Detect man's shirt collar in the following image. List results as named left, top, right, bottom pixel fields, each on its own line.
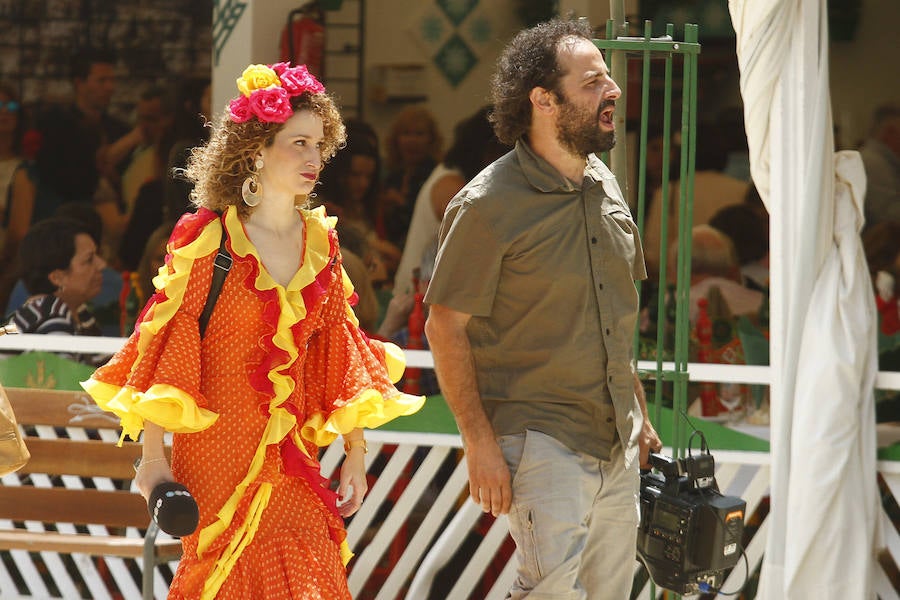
left=515, top=139, right=614, bottom=193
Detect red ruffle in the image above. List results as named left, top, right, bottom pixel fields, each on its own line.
left=134, top=209, right=221, bottom=337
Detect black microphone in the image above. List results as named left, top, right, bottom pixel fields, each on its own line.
left=148, top=482, right=200, bottom=537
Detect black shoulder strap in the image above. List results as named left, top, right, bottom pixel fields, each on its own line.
left=199, top=221, right=232, bottom=339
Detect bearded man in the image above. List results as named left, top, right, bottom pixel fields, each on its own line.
left=424, top=18, right=662, bottom=600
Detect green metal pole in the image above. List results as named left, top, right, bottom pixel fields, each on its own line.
left=653, top=23, right=675, bottom=421
left=608, top=1, right=627, bottom=183
left=670, top=24, right=700, bottom=459
left=632, top=20, right=655, bottom=426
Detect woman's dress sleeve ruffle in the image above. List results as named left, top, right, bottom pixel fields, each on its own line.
left=81, top=210, right=222, bottom=442
left=299, top=222, right=424, bottom=447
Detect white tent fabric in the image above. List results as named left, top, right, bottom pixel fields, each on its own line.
left=728, top=1, right=880, bottom=598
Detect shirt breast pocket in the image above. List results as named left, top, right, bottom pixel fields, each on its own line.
left=599, top=206, right=646, bottom=282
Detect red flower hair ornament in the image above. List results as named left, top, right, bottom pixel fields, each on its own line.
left=228, top=62, right=326, bottom=124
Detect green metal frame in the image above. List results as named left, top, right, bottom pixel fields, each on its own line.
left=596, top=19, right=700, bottom=600
left=596, top=20, right=700, bottom=458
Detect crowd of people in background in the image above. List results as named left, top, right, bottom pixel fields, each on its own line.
left=0, top=48, right=498, bottom=367
left=0, top=48, right=212, bottom=350
left=0, top=45, right=897, bottom=395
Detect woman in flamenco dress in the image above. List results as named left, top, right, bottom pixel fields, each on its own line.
left=82, top=62, right=424, bottom=599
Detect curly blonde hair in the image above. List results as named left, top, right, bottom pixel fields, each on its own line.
left=185, top=93, right=346, bottom=219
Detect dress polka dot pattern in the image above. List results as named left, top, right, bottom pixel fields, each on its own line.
left=83, top=206, right=425, bottom=599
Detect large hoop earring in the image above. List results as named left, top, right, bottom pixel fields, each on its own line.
left=242, top=156, right=264, bottom=207
left=242, top=175, right=261, bottom=207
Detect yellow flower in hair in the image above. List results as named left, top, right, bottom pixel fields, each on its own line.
left=236, top=64, right=281, bottom=98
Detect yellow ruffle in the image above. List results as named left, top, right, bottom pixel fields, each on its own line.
left=225, top=205, right=332, bottom=419
left=341, top=264, right=359, bottom=327
left=226, top=205, right=332, bottom=297
left=196, top=407, right=298, bottom=556
left=300, top=387, right=425, bottom=447
left=82, top=379, right=218, bottom=444
left=340, top=540, right=353, bottom=565
left=381, top=342, right=406, bottom=384
left=201, top=482, right=272, bottom=600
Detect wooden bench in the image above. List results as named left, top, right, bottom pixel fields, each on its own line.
left=0, top=387, right=181, bottom=600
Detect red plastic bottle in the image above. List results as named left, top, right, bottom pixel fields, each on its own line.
left=403, top=292, right=425, bottom=395
left=695, top=298, right=721, bottom=417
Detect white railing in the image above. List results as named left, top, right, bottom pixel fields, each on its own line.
left=1, top=334, right=899, bottom=599
left=4, top=335, right=899, bottom=391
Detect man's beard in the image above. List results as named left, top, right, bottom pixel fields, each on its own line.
left=556, top=96, right=616, bottom=157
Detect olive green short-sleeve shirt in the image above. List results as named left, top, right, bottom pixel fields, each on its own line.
left=425, top=140, right=647, bottom=463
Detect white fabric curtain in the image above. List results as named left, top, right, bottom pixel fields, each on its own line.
left=728, top=0, right=879, bottom=598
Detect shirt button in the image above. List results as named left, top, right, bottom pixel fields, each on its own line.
left=591, top=237, right=598, bottom=244
left=606, top=417, right=614, bottom=423
left=598, top=283, right=604, bottom=290
left=608, top=375, right=613, bottom=383
left=606, top=328, right=611, bottom=335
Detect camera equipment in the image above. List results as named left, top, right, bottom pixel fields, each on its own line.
left=637, top=443, right=746, bottom=595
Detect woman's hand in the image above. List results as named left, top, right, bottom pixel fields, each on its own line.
left=134, top=457, right=174, bottom=501
left=337, top=446, right=368, bottom=517
left=135, top=422, right=173, bottom=501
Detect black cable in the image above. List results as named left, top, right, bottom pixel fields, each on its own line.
left=698, top=543, right=750, bottom=596
left=681, top=409, right=710, bottom=456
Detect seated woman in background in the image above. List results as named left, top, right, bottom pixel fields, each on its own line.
left=315, top=119, right=382, bottom=228
left=393, top=106, right=508, bottom=296
left=8, top=216, right=106, bottom=340
left=4, top=203, right=123, bottom=335
left=381, top=105, right=443, bottom=250
left=316, top=120, right=402, bottom=290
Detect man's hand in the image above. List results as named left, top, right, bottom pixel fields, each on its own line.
left=426, top=303, right=511, bottom=515
left=633, top=370, right=663, bottom=468
left=464, top=436, right=512, bottom=516
left=638, top=418, right=663, bottom=469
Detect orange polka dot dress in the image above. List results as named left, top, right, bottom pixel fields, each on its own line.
left=82, top=206, right=424, bottom=599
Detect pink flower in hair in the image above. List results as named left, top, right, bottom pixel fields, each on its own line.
left=248, top=87, right=293, bottom=123
left=270, top=62, right=290, bottom=76
left=228, top=62, right=326, bottom=124
left=278, top=65, right=325, bottom=96
left=228, top=95, right=252, bottom=123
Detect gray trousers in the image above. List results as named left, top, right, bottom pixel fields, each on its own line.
left=498, top=430, right=639, bottom=600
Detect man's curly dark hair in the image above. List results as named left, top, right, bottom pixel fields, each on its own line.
left=489, top=18, right=595, bottom=145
